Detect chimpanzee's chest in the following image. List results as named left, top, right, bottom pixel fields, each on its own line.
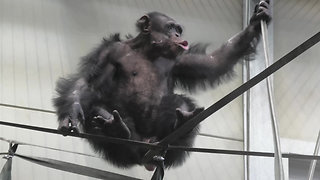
left=114, top=52, right=175, bottom=108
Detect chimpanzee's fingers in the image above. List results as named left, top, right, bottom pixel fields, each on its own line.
left=250, top=0, right=272, bottom=26
left=254, top=1, right=270, bottom=15
left=69, top=118, right=81, bottom=134
left=256, top=10, right=272, bottom=23
left=254, top=4, right=259, bottom=13
left=106, top=110, right=131, bottom=138
left=259, top=1, right=269, bottom=9
left=93, top=115, right=110, bottom=124
left=112, top=110, right=122, bottom=122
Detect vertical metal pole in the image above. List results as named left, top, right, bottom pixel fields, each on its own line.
left=243, top=1, right=251, bottom=180
left=260, top=20, right=285, bottom=180
left=245, top=0, right=276, bottom=179
left=307, top=130, right=320, bottom=180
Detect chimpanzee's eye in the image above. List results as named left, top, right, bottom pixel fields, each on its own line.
left=176, top=25, right=183, bottom=34
left=166, top=23, right=175, bottom=30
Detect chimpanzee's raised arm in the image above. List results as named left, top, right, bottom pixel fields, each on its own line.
left=172, top=0, right=271, bottom=92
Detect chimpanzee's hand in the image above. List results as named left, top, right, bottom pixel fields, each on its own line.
left=58, top=102, right=84, bottom=136
left=92, top=110, right=131, bottom=139
left=249, top=0, right=271, bottom=30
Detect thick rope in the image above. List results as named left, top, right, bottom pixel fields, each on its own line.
left=0, top=137, right=99, bottom=158
left=0, top=120, right=161, bottom=150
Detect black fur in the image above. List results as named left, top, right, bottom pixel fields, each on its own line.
left=53, top=3, right=271, bottom=170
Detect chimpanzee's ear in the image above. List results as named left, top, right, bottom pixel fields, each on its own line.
left=136, top=15, right=150, bottom=33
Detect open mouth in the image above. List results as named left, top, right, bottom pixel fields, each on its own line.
left=177, top=40, right=189, bottom=50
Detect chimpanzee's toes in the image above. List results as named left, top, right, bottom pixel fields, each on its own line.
left=91, top=110, right=131, bottom=138
left=59, top=127, right=70, bottom=136
left=70, top=125, right=80, bottom=134
left=109, top=110, right=131, bottom=139
left=58, top=118, right=81, bottom=136
left=112, top=110, right=122, bottom=122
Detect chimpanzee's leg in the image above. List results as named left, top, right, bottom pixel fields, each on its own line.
left=154, top=94, right=203, bottom=138
left=154, top=94, right=204, bottom=168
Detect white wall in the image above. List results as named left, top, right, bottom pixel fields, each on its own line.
left=273, top=0, right=320, bottom=144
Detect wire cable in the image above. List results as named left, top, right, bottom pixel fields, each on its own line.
left=0, top=120, right=161, bottom=150
left=0, top=103, right=55, bottom=114
left=0, top=137, right=99, bottom=158
left=167, top=145, right=320, bottom=160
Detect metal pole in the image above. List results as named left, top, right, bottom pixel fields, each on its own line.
left=243, top=0, right=251, bottom=179
left=260, top=20, right=285, bottom=180
left=307, top=130, right=320, bottom=180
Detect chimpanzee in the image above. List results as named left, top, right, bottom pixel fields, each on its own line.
left=53, top=1, right=271, bottom=171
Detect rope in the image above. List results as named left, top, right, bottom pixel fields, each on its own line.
left=0, top=120, right=161, bottom=150
left=0, top=137, right=99, bottom=158
left=142, top=31, right=320, bottom=163
left=167, top=145, right=320, bottom=160
left=14, top=153, right=142, bottom=180
left=0, top=103, right=243, bottom=142
left=0, top=141, right=141, bottom=180
left=1, top=138, right=320, bottom=161
left=0, top=103, right=55, bottom=114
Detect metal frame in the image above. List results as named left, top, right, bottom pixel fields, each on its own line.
left=243, top=0, right=279, bottom=179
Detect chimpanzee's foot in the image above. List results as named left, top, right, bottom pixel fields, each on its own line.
left=58, top=102, right=84, bottom=136
left=58, top=117, right=82, bottom=136
left=92, top=110, right=131, bottom=139
left=174, top=107, right=204, bottom=128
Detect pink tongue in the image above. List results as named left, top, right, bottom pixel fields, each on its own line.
left=179, top=41, right=189, bottom=50
left=144, top=164, right=156, bottom=171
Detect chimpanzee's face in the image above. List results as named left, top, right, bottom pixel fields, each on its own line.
left=137, top=12, right=189, bottom=58
left=149, top=13, right=189, bottom=58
